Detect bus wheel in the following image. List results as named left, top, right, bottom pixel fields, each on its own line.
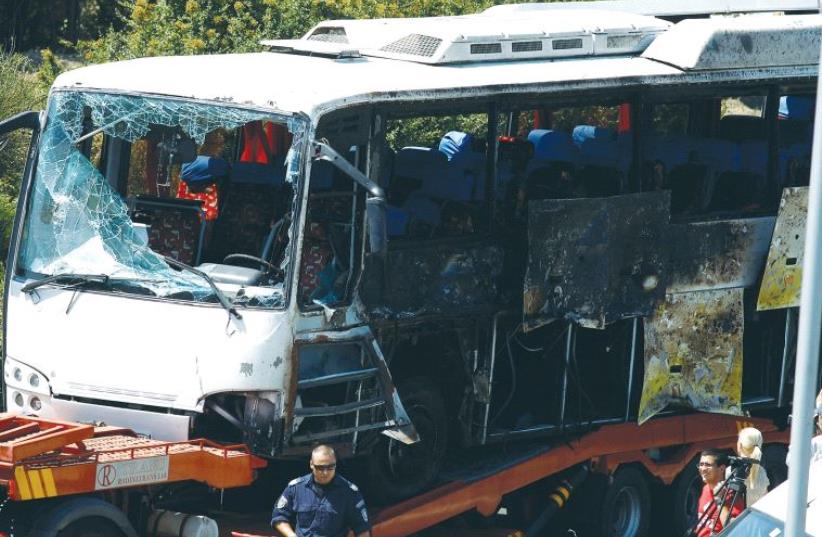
left=367, top=377, right=448, bottom=501
left=600, top=467, right=651, bottom=537
left=58, top=518, right=126, bottom=537
left=762, top=444, right=788, bottom=490
left=671, top=456, right=702, bottom=537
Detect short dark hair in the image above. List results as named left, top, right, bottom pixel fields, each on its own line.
left=701, top=449, right=730, bottom=467
left=311, top=444, right=336, bottom=461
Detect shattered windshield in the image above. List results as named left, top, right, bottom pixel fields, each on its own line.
left=18, top=90, right=305, bottom=308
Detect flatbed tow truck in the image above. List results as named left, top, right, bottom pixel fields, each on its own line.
left=0, top=1, right=816, bottom=536
left=0, top=412, right=788, bottom=537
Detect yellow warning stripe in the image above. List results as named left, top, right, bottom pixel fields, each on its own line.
left=13, top=467, right=58, bottom=500
left=14, top=466, right=31, bottom=500
left=28, top=469, right=44, bottom=498
left=40, top=468, right=57, bottom=497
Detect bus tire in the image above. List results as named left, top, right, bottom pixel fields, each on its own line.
left=29, top=497, right=137, bottom=537
left=762, top=443, right=788, bottom=490
left=600, top=467, right=651, bottom=537
left=57, top=519, right=125, bottom=537
left=671, top=456, right=702, bottom=537
left=367, top=377, right=448, bottom=501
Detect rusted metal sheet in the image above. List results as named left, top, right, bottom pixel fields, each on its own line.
left=757, top=187, right=807, bottom=311
left=524, top=191, right=670, bottom=330
left=375, top=240, right=504, bottom=318
left=668, top=217, right=774, bottom=293
left=638, top=288, right=744, bottom=424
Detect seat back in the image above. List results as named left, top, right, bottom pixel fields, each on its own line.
left=132, top=197, right=206, bottom=265
left=208, top=159, right=286, bottom=262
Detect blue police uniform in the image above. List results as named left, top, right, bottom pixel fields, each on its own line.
left=271, top=474, right=371, bottom=537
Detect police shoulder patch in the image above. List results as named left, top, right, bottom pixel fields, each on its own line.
left=288, top=477, right=303, bottom=486
left=349, top=482, right=359, bottom=492
left=276, top=495, right=288, bottom=509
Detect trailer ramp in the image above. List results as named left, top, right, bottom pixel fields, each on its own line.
left=0, top=414, right=266, bottom=501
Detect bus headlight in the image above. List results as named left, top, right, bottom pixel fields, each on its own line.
left=13, top=368, right=22, bottom=382
left=13, top=392, right=24, bottom=408
left=29, top=397, right=42, bottom=411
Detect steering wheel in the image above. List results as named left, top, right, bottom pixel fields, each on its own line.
left=222, top=253, right=284, bottom=280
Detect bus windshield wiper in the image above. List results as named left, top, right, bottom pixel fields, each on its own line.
left=21, top=273, right=109, bottom=294
left=163, top=256, right=242, bottom=320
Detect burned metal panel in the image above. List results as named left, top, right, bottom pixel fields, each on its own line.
left=668, top=218, right=775, bottom=293
left=638, top=288, right=744, bottom=424
left=757, top=187, right=808, bottom=311
left=373, top=239, right=504, bottom=318
left=524, top=191, right=670, bottom=330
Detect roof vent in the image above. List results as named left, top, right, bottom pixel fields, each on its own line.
left=512, top=41, right=543, bottom=53
left=380, top=34, right=442, bottom=57
left=607, top=34, right=642, bottom=49
left=268, top=9, right=671, bottom=65
left=552, top=38, right=584, bottom=50
left=307, top=26, right=348, bottom=44
left=471, top=43, right=503, bottom=55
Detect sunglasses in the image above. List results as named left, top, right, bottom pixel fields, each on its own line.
left=312, top=464, right=337, bottom=472
left=697, top=462, right=717, bottom=468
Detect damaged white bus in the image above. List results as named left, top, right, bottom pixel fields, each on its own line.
left=0, top=1, right=820, bottom=509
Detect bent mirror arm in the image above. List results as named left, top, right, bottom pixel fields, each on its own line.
left=311, top=140, right=387, bottom=256
left=0, top=111, right=41, bottom=136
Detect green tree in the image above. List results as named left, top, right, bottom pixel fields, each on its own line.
left=76, top=0, right=530, bottom=62
left=0, top=52, right=49, bottom=298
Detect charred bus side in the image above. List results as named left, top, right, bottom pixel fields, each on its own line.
left=0, top=6, right=819, bottom=504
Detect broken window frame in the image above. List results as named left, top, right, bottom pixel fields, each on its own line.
left=637, top=83, right=784, bottom=221
left=14, top=89, right=308, bottom=310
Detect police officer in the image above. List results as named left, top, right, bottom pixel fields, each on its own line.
left=271, top=444, right=371, bottom=537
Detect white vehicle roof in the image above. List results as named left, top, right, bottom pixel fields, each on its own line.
left=51, top=13, right=820, bottom=121
left=484, top=0, right=819, bottom=18
left=746, top=458, right=822, bottom=535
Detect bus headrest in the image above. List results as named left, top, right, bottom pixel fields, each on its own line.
left=231, top=156, right=286, bottom=186
left=572, top=125, right=616, bottom=145
left=181, top=156, right=230, bottom=184
left=394, top=147, right=448, bottom=183
left=779, top=96, right=814, bottom=121
left=719, top=115, right=765, bottom=142
left=439, top=131, right=474, bottom=161
left=527, top=129, right=579, bottom=163
left=309, top=159, right=335, bottom=191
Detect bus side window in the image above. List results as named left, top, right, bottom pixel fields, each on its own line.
left=385, top=113, right=488, bottom=239
left=777, top=94, right=815, bottom=188
left=298, top=157, right=363, bottom=308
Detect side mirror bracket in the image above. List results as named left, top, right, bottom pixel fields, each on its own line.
left=0, top=111, right=41, bottom=136
left=311, top=140, right=387, bottom=256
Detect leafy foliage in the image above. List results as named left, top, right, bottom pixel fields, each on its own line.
left=76, top=0, right=534, bottom=63
left=0, top=52, right=50, bottom=298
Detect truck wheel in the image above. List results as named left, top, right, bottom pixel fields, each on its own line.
left=671, top=457, right=702, bottom=537
left=367, top=377, right=448, bottom=501
left=600, top=467, right=651, bottom=537
left=762, top=443, right=788, bottom=490
left=58, top=518, right=125, bottom=537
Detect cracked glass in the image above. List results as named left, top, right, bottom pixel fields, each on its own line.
left=19, top=90, right=305, bottom=308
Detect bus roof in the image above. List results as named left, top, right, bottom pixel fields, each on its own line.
left=51, top=13, right=820, bottom=120
left=484, top=0, right=819, bottom=19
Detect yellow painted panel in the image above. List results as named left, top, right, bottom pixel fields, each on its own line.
left=14, top=466, right=31, bottom=500
left=757, top=187, right=807, bottom=311
left=28, top=469, right=45, bottom=499
left=41, top=468, right=57, bottom=497
left=639, top=288, right=744, bottom=424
